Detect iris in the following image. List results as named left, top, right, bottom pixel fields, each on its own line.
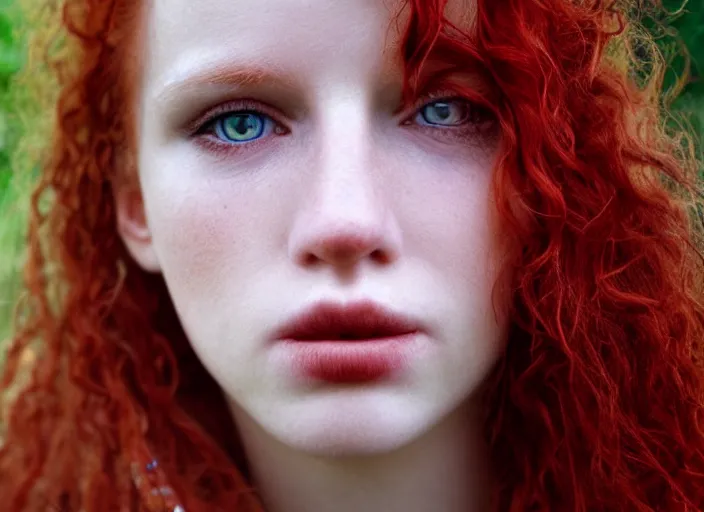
left=214, top=113, right=266, bottom=143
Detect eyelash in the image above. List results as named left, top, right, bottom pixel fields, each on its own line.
left=191, top=95, right=493, bottom=155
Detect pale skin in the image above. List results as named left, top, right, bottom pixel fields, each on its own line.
left=117, top=0, right=506, bottom=510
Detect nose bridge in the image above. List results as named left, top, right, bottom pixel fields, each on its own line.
left=288, top=92, right=401, bottom=268
left=316, top=95, right=378, bottom=215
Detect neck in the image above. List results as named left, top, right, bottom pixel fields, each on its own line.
left=229, top=400, right=491, bottom=512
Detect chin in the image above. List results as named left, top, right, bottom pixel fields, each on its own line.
left=261, top=396, right=440, bottom=457
left=281, top=419, right=429, bottom=458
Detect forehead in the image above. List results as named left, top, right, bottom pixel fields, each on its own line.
left=142, top=0, right=477, bottom=94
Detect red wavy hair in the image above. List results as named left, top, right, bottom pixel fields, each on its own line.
left=1, top=0, right=703, bottom=510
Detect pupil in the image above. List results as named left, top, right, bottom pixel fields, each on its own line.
left=233, top=115, right=255, bottom=135
left=434, top=104, right=451, bottom=120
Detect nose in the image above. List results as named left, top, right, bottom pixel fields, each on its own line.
left=287, top=105, right=401, bottom=270
left=295, top=228, right=395, bottom=268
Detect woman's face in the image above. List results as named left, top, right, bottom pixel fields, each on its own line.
left=119, top=0, right=507, bottom=455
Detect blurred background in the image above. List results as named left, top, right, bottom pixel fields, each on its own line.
left=0, top=0, right=701, bottom=352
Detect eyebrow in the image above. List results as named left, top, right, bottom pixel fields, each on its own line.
left=151, top=60, right=301, bottom=107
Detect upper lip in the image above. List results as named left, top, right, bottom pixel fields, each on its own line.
left=273, top=300, right=421, bottom=341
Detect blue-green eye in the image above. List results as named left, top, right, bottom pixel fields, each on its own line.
left=213, top=112, right=269, bottom=143
left=417, top=100, right=470, bottom=126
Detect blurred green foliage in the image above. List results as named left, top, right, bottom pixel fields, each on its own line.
left=647, top=0, right=704, bottom=145
left=0, top=0, right=24, bottom=345
left=0, top=2, right=23, bottom=201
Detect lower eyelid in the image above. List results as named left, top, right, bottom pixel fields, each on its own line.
left=194, top=131, right=274, bottom=157
left=412, top=123, right=486, bottom=142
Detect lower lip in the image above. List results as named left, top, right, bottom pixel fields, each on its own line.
left=281, top=334, right=418, bottom=384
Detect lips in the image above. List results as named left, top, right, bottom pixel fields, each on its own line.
left=273, top=300, right=423, bottom=383
left=273, top=300, right=420, bottom=342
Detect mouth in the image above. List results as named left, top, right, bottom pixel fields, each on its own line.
left=272, top=300, right=424, bottom=383
left=273, top=300, right=421, bottom=342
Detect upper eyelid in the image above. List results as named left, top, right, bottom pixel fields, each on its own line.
left=198, top=110, right=274, bottom=135
left=187, top=100, right=286, bottom=136
left=404, top=96, right=473, bottom=122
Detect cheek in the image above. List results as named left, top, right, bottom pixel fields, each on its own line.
left=404, top=156, right=507, bottom=337
left=144, top=178, right=269, bottom=303
left=407, top=166, right=499, bottom=281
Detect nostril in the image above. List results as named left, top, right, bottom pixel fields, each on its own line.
left=299, top=247, right=392, bottom=268
left=291, top=225, right=401, bottom=268
left=302, top=253, right=319, bottom=266
left=370, top=249, right=390, bottom=264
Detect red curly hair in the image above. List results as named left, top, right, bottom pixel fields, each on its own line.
left=1, top=0, right=703, bottom=510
